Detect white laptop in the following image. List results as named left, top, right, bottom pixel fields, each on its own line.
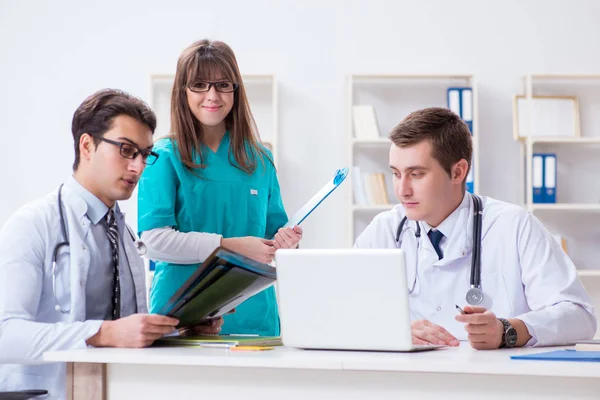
left=275, top=248, right=444, bottom=352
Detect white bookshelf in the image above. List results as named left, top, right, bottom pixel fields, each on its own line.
left=347, top=74, right=479, bottom=245
left=149, top=73, right=279, bottom=165
left=530, top=204, right=600, bottom=212
left=514, top=74, right=600, bottom=293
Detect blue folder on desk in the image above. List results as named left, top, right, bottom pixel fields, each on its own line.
left=511, top=350, right=600, bottom=362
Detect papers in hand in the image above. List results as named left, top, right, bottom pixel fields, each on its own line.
left=273, top=168, right=348, bottom=238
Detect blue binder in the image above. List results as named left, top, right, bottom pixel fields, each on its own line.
left=543, top=153, right=557, bottom=203
left=447, top=87, right=473, bottom=133
left=532, top=153, right=544, bottom=203
left=466, top=161, right=474, bottom=194
left=511, top=350, right=600, bottom=362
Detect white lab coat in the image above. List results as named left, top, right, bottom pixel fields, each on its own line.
left=354, top=194, right=597, bottom=346
left=0, top=185, right=147, bottom=399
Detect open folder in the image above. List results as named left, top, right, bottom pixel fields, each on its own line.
left=156, top=246, right=276, bottom=330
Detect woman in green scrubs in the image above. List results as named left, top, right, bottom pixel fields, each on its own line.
left=137, top=40, right=302, bottom=336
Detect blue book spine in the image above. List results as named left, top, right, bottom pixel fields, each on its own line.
left=447, top=88, right=461, bottom=117
left=447, top=87, right=473, bottom=133
left=466, top=161, right=474, bottom=194
left=544, top=154, right=557, bottom=203
left=532, top=154, right=544, bottom=203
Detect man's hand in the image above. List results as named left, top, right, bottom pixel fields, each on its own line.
left=222, top=237, right=276, bottom=264
left=411, top=319, right=459, bottom=346
left=273, top=226, right=303, bottom=250
left=87, top=314, right=179, bottom=348
left=183, top=317, right=225, bottom=336
left=455, top=306, right=503, bottom=350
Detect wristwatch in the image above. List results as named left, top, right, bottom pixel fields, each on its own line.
left=498, top=318, right=518, bottom=348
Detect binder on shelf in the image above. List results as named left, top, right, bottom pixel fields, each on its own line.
left=352, top=105, right=380, bottom=139
left=466, top=161, right=474, bottom=194
left=544, top=153, right=557, bottom=203
left=532, top=154, right=544, bottom=203
left=447, top=87, right=473, bottom=133
left=461, top=88, right=473, bottom=133
left=447, top=88, right=461, bottom=116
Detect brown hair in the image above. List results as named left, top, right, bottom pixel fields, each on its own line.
left=170, top=39, right=270, bottom=174
left=71, top=88, right=156, bottom=170
left=389, top=107, right=472, bottom=185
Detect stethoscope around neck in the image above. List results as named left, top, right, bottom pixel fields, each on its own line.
left=52, top=184, right=147, bottom=313
left=395, top=194, right=484, bottom=305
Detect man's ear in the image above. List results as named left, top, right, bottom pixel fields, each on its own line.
left=451, top=159, right=469, bottom=184
left=79, top=133, right=95, bottom=163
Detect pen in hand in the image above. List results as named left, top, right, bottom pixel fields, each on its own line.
left=455, top=304, right=466, bottom=314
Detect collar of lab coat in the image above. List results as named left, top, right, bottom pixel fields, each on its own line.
left=64, top=175, right=124, bottom=225
left=421, top=192, right=476, bottom=267
left=57, top=183, right=93, bottom=322
left=56, top=182, right=147, bottom=320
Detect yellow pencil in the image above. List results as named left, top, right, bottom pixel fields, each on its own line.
left=230, top=346, right=275, bottom=351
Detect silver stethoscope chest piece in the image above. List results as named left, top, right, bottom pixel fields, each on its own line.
left=466, top=286, right=484, bottom=305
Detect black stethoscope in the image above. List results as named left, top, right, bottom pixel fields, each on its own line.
left=52, top=184, right=147, bottom=313
left=395, top=194, right=484, bottom=305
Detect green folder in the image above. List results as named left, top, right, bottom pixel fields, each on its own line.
left=155, top=335, right=282, bottom=348
left=156, top=247, right=277, bottom=330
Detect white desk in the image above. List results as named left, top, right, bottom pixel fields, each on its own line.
left=44, top=343, right=600, bottom=400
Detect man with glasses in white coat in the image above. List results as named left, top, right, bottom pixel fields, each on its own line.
left=0, top=89, right=222, bottom=399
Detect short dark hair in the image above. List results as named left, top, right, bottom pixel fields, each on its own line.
left=71, top=89, right=157, bottom=170
left=389, top=107, right=472, bottom=185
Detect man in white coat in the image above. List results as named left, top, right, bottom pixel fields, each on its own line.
left=0, top=89, right=223, bottom=398
left=354, top=107, right=596, bottom=349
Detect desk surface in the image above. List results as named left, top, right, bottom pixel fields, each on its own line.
left=44, top=343, right=599, bottom=379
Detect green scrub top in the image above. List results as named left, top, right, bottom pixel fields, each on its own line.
left=138, top=132, right=288, bottom=336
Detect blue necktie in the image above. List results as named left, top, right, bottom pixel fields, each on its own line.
left=428, top=229, right=444, bottom=260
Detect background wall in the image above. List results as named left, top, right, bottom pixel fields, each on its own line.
left=1, top=0, right=599, bottom=249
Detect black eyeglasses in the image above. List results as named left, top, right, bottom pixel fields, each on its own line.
left=92, top=136, right=159, bottom=165
left=188, top=80, right=239, bottom=93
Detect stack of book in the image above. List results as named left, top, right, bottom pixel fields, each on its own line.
left=352, top=167, right=392, bottom=206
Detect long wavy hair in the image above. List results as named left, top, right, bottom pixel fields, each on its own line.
left=169, top=39, right=271, bottom=174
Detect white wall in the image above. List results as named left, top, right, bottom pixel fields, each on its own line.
left=1, top=0, right=600, bottom=249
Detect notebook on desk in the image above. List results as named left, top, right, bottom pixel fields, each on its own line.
left=156, top=335, right=282, bottom=348
left=275, top=248, right=445, bottom=352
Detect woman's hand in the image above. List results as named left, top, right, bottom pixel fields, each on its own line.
left=222, top=237, right=276, bottom=264
left=273, top=226, right=303, bottom=250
